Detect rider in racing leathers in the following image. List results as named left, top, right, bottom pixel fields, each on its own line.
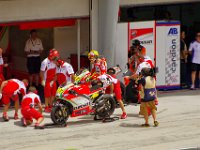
left=88, top=50, right=107, bottom=78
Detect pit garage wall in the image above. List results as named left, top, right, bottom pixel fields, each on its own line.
left=0, top=0, right=89, bottom=23
left=120, top=0, right=200, bottom=6
left=10, top=19, right=89, bottom=72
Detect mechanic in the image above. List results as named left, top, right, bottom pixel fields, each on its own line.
left=0, top=79, right=28, bottom=121
left=97, top=73, right=127, bottom=119
left=139, top=68, right=159, bottom=127
left=21, top=86, right=44, bottom=129
left=88, top=50, right=107, bottom=77
left=56, top=59, right=75, bottom=86
left=40, top=49, right=59, bottom=113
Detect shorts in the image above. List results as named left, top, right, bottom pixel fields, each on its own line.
left=2, top=94, right=19, bottom=105
left=114, top=81, right=122, bottom=101
left=44, top=81, right=57, bottom=98
left=27, top=56, right=41, bottom=74
left=191, top=63, right=200, bottom=71
left=21, top=106, right=43, bottom=121
left=140, top=100, right=157, bottom=116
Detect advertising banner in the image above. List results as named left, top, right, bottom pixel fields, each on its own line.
left=165, top=25, right=180, bottom=86
left=128, top=21, right=155, bottom=63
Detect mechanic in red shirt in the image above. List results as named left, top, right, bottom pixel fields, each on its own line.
left=21, top=86, right=44, bottom=129
left=0, top=79, right=28, bottom=121
left=40, top=49, right=59, bottom=113
left=56, top=59, right=74, bottom=86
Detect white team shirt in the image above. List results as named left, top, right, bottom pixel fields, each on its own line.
left=22, top=92, right=41, bottom=108
left=11, top=79, right=26, bottom=95
left=24, top=38, right=43, bottom=57
left=97, top=74, right=118, bottom=88
left=40, top=58, right=56, bottom=81
left=189, top=41, right=200, bottom=64
left=56, top=62, right=74, bottom=82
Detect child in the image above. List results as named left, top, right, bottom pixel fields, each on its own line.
left=21, top=86, right=44, bottom=129
left=139, top=68, right=159, bottom=127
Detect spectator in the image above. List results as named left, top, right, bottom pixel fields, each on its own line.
left=24, top=30, right=43, bottom=87
left=188, top=31, right=200, bottom=89
left=180, top=31, right=188, bottom=88
left=0, top=48, right=8, bottom=86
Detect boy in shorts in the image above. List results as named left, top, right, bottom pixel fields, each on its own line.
left=139, top=68, right=159, bottom=127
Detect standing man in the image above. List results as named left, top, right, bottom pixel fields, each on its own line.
left=40, top=49, right=59, bottom=113
left=56, top=59, right=74, bottom=86
left=189, top=32, right=200, bottom=89
left=25, top=29, right=43, bottom=87
left=180, top=31, right=188, bottom=88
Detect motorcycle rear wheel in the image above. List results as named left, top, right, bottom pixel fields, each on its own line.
left=51, top=105, right=69, bottom=125
left=95, top=95, right=116, bottom=118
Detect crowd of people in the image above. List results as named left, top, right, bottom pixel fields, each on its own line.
left=0, top=29, right=160, bottom=129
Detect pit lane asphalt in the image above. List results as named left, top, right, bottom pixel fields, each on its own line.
left=0, top=90, right=200, bottom=150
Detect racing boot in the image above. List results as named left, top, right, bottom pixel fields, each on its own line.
left=3, top=112, right=9, bottom=121
left=121, top=112, right=127, bottom=119
left=14, top=113, right=19, bottom=120
left=34, top=123, right=44, bottom=129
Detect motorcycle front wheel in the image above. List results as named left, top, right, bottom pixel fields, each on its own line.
left=95, top=95, right=116, bottom=118
left=51, top=105, right=69, bottom=125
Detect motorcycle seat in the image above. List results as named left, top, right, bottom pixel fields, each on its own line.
left=90, top=85, right=102, bottom=92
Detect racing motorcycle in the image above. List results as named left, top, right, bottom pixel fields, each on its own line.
left=51, top=69, right=116, bottom=125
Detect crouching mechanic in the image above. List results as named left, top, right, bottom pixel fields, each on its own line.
left=0, top=79, right=28, bottom=121
left=21, top=86, right=44, bottom=129
left=97, top=73, right=127, bottom=119
left=139, top=68, right=159, bottom=127
left=88, top=50, right=107, bottom=77
left=56, top=59, right=74, bottom=86
left=40, top=49, right=59, bottom=113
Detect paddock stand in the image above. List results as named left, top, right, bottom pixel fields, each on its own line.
left=43, top=123, right=67, bottom=129
left=94, top=115, right=119, bottom=123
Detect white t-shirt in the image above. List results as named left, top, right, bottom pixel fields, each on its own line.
left=189, top=41, right=200, bottom=64
left=56, top=62, right=74, bottom=82
left=97, top=74, right=118, bottom=88
left=24, top=38, right=43, bottom=57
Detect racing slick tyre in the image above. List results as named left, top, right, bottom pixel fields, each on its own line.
left=51, top=105, right=69, bottom=125
left=95, top=94, right=116, bottom=118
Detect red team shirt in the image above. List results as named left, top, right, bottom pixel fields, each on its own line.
left=56, top=62, right=74, bottom=85
left=21, top=92, right=41, bottom=108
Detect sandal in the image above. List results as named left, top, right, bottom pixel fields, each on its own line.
left=141, top=124, right=150, bottom=127
left=154, top=121, right=159, bottom=127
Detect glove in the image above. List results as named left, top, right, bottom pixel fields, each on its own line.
left=50, top=81, right=54, bottom=87
left=0, top=93, right=2, bottom=99
left=41, top=80, right=45, bottom=87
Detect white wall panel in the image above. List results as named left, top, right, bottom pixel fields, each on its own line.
left=0, top=0, right=89, bottom=23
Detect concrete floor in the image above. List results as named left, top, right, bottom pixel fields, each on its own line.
left=0, top=90, right=200, bottom=150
